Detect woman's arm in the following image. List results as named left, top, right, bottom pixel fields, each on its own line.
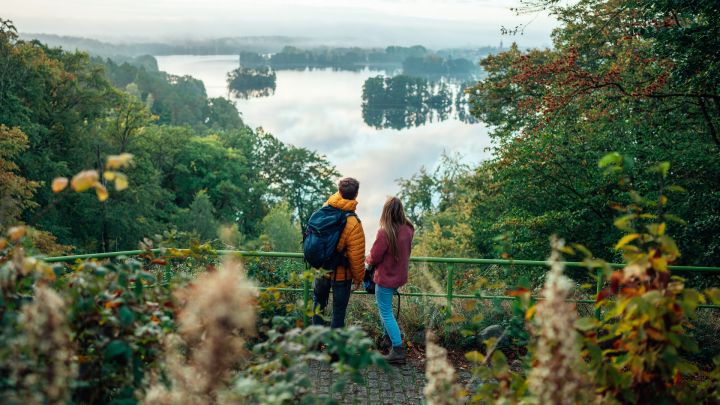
left=366, top=228, right=388, bottom=266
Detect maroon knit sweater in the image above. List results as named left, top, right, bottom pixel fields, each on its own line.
left=366, top=224, right=414, bottom=289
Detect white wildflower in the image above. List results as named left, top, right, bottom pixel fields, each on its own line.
left=527, top=237, right=589, bottom=405
left=424, top=331, right=463, bottom=405
left=145, top=258, right=257, bottom=404
left=15, top=286, right=76, bottom=404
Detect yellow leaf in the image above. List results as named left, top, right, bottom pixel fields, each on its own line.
left=658, top=222, right=666, bottom=236
left=0, top=238, right=7, bottom=249
left=71, top=170, right=99, bottom=192
left=652, top=257, right=668, bottom=272
left=106, top=153, right=134, bottom=169
left=94, top=183, right=109, bottom=202
left=525, top=304, right=537, bottom=321
left=659, top=195, right=668, bottom=206
left=614, top=214, right=637, bottom=231
left=103, top=171, right=116, bottom=181
left=7, top=226, right=26, bottom=242
left=51, top=177, right=68, bottom=193
left=615, top=233, right=641, bottom=250
left=114, top=173, right=128, bottom=191
left=465, top=351, right=485, bottom=363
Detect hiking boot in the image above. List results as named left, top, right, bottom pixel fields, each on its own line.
left=384, top=345, right=406, bottom=365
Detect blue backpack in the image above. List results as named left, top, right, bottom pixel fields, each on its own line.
left=303, top=206, right=357, bottom=270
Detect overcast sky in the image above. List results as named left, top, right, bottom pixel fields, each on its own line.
left=5, top=0, right=556, bottom=48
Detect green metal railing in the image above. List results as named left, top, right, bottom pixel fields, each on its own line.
left=43, top=249, right=720, bottom=325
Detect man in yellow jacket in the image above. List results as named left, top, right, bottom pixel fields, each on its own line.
left=312, top=177, right=365, bottom=328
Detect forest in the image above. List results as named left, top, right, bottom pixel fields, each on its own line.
left=2, top=0, right=720, bottom=403
left=1, top=21, right=336, bottom=254
left=237, top=45, right=481, bottom=74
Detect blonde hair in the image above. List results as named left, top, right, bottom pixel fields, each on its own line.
left=380, top=197, right=413, bottom=260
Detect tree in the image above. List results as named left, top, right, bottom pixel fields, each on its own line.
left=397, top=152, right=470, bottom=226
left=206, top=97, right=244, bottom=130
left=103, top=90, right=155, bottom=153
left=0, top=125, right=38, bottom=231
left=459, top=0, right=720, bottom=264
left=182, top=191, right=219, bottom=242
left=261, top=202, right=302, bottom=252
left=250, top=129, right=339, bottom=225
left=0, top=19, right=342, bottom=253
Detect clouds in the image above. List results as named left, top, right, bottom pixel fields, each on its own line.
left=6, top=0, right=555, bottom=47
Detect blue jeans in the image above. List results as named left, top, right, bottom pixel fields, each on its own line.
left=312, top=277, right=352, bottom=328
left=376, top=285, right=401, bottom=347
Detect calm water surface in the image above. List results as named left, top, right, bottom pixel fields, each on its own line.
left=156, top=55, right=493, bottom=246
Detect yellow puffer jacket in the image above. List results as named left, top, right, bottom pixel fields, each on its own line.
left=324, top=193, right=365, bottom=283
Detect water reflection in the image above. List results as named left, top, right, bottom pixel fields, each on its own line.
left=455, top=81, right=479, bottom=125
left=227, top=66, right=277, bottom=99
left=361, top=75, right=477, bottom=129
left=155, top=55, right=493, bottom=246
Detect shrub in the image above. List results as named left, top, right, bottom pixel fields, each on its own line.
left=427, top=156, right=720, bottom=404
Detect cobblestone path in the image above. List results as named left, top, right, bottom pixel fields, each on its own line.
left=307, top=359, right=427, bottom=404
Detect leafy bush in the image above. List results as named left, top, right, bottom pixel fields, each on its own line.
left=229, top=316, right=387, bottom=404
left=426, top=155, right=720, bottom=404
left=0, top=155, right=388, bottom=404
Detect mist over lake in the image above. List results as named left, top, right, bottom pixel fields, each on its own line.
left=156, top=54, right=493, bottom=245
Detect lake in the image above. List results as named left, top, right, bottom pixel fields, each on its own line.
left=156, top=55, right=493, bottom=248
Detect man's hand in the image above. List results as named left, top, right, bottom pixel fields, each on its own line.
left=352, top=280, right=362, bottom=291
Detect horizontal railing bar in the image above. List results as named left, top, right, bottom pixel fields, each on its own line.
left=42, top=249, right=720, bottom=273
left=256, top=287, right=720, bottom=308
left=43, top=249, right=157, bottom=262
left=33, top=246, right=720, bottom=310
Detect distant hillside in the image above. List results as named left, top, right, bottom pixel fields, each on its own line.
left=21, top=33, right=503, bottom=62
left=19, top=33, right=313, bottom=56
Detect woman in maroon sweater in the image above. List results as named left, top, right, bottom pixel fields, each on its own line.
left=366, top=197, right=414, bottom=364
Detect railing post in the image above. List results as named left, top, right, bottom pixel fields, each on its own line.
left=595, top=268, right=602, bottom=320
left=447, top=265, right=454, bottom=314
left=303, top=277, right=310, bottom=327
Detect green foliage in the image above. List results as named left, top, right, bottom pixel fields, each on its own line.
left=205, top=97, right=244, bottom=130
left=261, top=202, right=302, bottom=252
left=248, top=129, right=339, bottom=224
left=397, top=151, right=470, bottom=226
left=453, top=156, right=720, bottom=404
left=0, top=19, right=338, bottom=253
left=402, top=55, right=477, bottom=76
left=393, top=0, right=720, bottom=268
left=0, top=125, right=38, bottom=231
left=182, top=190, right=219, bottom=242
left=573, top=155, right=718, bottom=403
left=102, top=57, right=217, bottom=132
left=397, top=153, right=482, bottom=259
left=267, top=44, right=431, bottom=71
left=0, top=229, right=182, bottom=403
left=230, top=316, right=387, bottom=404
left=1, top=221, right=386, bottom=404
left=64, top=259, right=176, bottom=403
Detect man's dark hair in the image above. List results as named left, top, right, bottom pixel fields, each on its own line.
left=338, top=177, right=359, bottom=200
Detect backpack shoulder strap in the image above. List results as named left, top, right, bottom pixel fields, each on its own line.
left=345, top=211, right=360, bottom=223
